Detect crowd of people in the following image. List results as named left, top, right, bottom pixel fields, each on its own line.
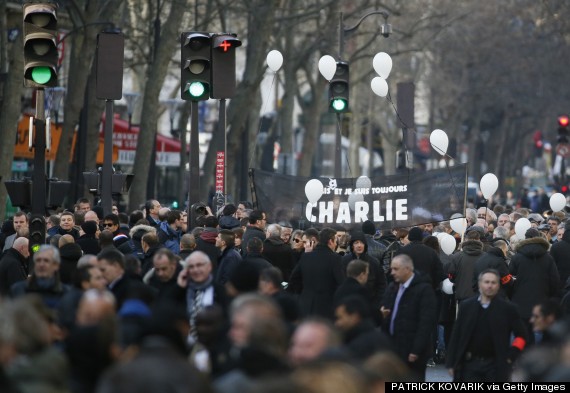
left=0, top=196, right=569, bottom=391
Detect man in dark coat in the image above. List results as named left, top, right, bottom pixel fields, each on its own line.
left=472, top=239, right=513, bottom=297
left=341, top=231, right=386, bottom=310
left=334, top=259, right=371, bottom=308
left=97, top=248, right=154, bottom=309
left=58, top=234, right=84, bottom=285
left=448, top=230, right=485, bottom=303
left=289, top=227, right=345, bottom=319
left=76, top=221, right=101, bottom=255
left=241, top=210, right=267, bottom=251
left=140, top=232, right=162, bottom=275
left=262, top=223, right=294, bottom=281
left=10, top=245, right=70, bottom=310
left=214, top=229, right=242, bottom=286
left=381, top=254, right=436, bottom=381
left=446, top=269, right=528, bottom=381
left=195, top=216, right=220, bottom=269
left=0, top=237, right=29, bottom=296
left=335, top=295, right=393, bottom=360
left=549, top=226, right=570, bottom=293
left=396, top=227, right=445, bottom=290
left=509, top=228, right=560, bottom=341
left=242, top=238, right=272, bottom=273
left=147, top=248, right=183, bottom=300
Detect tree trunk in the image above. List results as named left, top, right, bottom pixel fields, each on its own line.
left=0, top=32, right=23, bottom=220
left=223, top=0, right=278, bottom=199
left=128, top=0, right=188, bottom=211
left=53, top=0, right=112, bottom=181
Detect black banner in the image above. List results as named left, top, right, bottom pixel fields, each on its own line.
left=249, top=165, right=467, bottom=231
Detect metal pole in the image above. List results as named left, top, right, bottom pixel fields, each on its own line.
left=189, top=100, right=200, bottom=227
left=101, top=99, right=113, bottom=216
left=32, top=89, right=46, bottom=215
left=338, top=12, right=344, bottom=61
left=220, top=99, right=227, bottom=204
left=335, top=113, right=342, bottom=178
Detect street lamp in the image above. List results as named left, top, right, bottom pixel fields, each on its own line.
left=339, top=10, right=391, bottom=61
left=123, top=92, right=140, bottom=131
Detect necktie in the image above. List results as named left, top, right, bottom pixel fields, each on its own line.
left=390, top=284, right=406, bottom=335
left=190, top=289, right=204, bottom=338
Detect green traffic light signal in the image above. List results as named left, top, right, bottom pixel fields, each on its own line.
left=31, top=66, right=52, bottom=84
left=331, top=98, right=347, bottom=112
left=188, top=81, right=206, bottom=98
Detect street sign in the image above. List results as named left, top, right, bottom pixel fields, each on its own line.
left=556, top=143, right=570, bottom=158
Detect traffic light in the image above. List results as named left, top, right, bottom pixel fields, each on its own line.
left=23, top=2, right=58, bottom=88
left=329, top=61, right=349, bottom=113
left=558, top=115, right=569, bottom=143
left=29, top=214, right=46, bottom=254
left=210, top=33, right=242, bottom=99
left=181, top=32, right=211, bottom=101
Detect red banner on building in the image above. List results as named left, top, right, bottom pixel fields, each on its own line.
left=215, top=151, right=225, bottom=194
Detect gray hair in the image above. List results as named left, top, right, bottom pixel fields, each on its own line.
left=493, top=226, right=509, bottom=240
left=184, top=250, right=211, bottom=267
left=267, top=223, right=281, bottom=237
left=34, top=244, right=60, bottom=264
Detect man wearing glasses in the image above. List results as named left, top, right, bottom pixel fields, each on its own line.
left=103, top=214, right=135, bottom=256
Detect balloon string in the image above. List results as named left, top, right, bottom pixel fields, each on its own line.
left=386, top=91, right=456, bottom=161
left=249, top=72, right=277, bottom=170
left=336, top=113, right=353, bottom=179
left=386, top=90, right=464, bottom=219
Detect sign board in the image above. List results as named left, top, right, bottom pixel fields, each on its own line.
left=250, top=165, right=467, bottom=231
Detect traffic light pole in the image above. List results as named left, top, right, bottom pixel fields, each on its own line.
left=335, top=113, right=342, bottom=179
left=101, top=99, right=114, bottom=216
left=32, top=89, right=47, bottom=215
left=220, top=98, right=227, bottom=205
left=188, top=100, right=200, bottom=224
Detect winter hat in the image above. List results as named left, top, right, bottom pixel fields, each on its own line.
left=348, top=231, right=367, bottom=251
left=81, top=220, right=98, bottom=236
left=525, top=228, right=541, bottom=239
left=362, top=220, right=376, bottom=235
left=528, top=213, right=544, bottom=224
left=408, top=227, right=423, bottom=242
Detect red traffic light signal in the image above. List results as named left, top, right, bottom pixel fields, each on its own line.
left=559, top=115, right=569, bottom=128
left=210, top=33, right=241, bottom=99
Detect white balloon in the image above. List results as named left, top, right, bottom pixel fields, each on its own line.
left=356, top=176, right=371, bottom=189
left=442, top=278, right=454, bottom=295
left=440, top=233, right=456, bottom=255
left=266, top=50, right=283, bottom=72
left=318, top=55, right=337, bottom=81
left=371, top=77, right=388, bottom=97
left=449, top=217, right=467, bottom=235
left=550, top=193, right=567, bottom=212
left=429, top=129, right=449, bottom=156
left=514, top=218, right=531, bottom=240
left=373, top=52, right=392, bottom=79
left=348, top=193, right=364, bottom=211
left=305, top=179, right=324, bottom=204
left=480, top=173, right=499, bottom=199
